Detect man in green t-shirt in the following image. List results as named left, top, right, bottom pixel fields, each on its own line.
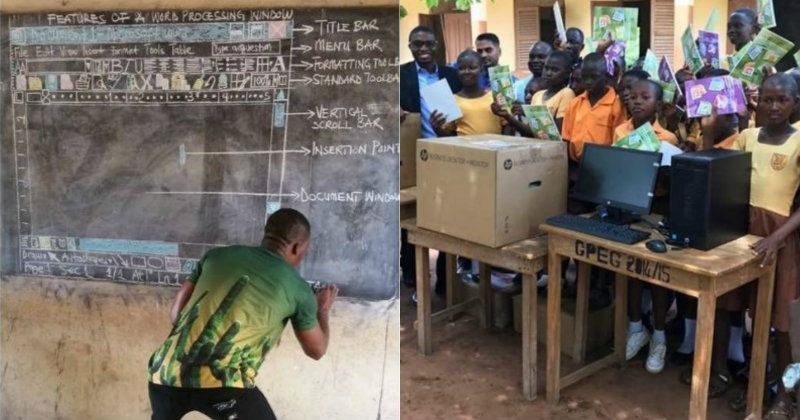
left=147, top=208, right=338, bottom=420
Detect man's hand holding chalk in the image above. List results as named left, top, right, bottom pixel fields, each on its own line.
left=316, top=284, right=339, bottom=316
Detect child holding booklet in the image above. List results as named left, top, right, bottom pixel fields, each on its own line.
left=491, top=51, right=574, bottom=136
left=429, top=50, right=504, bottom=136
left=529, top=51, right=576, bottom=130
left=612, top=79, right=678, bottom=374
left=706, top=74, right=800, bottom=416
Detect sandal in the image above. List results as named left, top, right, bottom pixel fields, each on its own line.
left=764, top=398, right=794, bottom=420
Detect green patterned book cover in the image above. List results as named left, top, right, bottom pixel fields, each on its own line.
left=592, top=6, right=638, bottom=40
left=730, top=29, right=794, bottom=85
left=490, top=71, right=515, bottom=112
left=613, top=122, right=661, bottom=152
left=643, top=49, right=658, bottom=79
left=758, top=0, right=776, bottom=29
left=522, top=105, right=561, bottom=141
left=681, top=25, right=704, bottom=73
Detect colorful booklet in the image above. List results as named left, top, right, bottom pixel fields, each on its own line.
left=626, top=27, right=641, bottom=68
left=697, top=30, right=721, bottom=68
left=684, top=76, right=747, bottom=118
left=489, top=65, right=515, bottom=112
left=657, top=56, right=682, bottom=103
left=642, top=49, right=659, bottom=79
left=727, top=41, right=752, bottom=70
left=681, top=25, right=704, bottom=73
left=521, top=105, right=561, bottom=141
left=612, top=122, right=661, bottom=152
left=795, top=50, right=800, bottom=67
left=604, top=41, right=626, bottom=75
left=758, top=0, right=777, bottom=29
left=705, top=8, right=720, bottom=31
left=592, top=6, right=638, bottom=40
left=730, top=29, right=794, bottom=85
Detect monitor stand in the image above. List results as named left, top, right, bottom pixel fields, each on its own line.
left=593, top=205, right=642, bottom=225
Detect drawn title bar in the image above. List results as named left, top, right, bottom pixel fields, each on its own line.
left=10, top=21, right=293, bottom=46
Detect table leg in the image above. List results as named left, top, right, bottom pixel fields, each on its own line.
left=415, top=245, right=432, bottom=355
left=445, top=253, right=458, bottom=321
left=522, top=273, right=537, bottom=401
left=614, top=273, right=628, bottom=363
left=479, top=262, right=493, bottom=329
left=546, top=252, right=563, bottom=403
left=747, top=263, right=776, bottom=418
left=573, top=261, right=590, bottom=363
left=689, top=290, right=716, bottom=420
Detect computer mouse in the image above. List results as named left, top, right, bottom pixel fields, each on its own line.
left=646, top=239, right=668, bottom=253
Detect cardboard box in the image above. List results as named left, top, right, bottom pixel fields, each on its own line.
left=417, top=135, right=567, bottom=247
left=400, top=113, right=421, bottom=189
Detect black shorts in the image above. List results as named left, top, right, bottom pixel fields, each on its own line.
left=148, top=382, right=277, bottom=420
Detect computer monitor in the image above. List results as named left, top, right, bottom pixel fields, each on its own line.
left=571, top=144, right=662, bottom=222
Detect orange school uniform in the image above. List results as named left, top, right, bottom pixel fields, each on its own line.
left=562, top=88, right=627, bottom=161
left=714, top=132, right=739, bottom=150
left=612, top=119, right=679, bottom=145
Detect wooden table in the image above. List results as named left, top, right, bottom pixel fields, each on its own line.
left=400, top=187, right=417, bottom=221
left=541, top=221, right=776, bottom=420
left=402, top=218, right=548, bottom=400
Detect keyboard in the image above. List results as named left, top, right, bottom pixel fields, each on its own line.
left=545, top=214, right=651, bottom=245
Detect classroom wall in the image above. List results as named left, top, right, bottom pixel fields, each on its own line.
left=0, top=275, right=399, bottom=420
left=484, top=0, right=516, bottom=69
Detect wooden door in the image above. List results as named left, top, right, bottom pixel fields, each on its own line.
left=441, top=12, right=473, bottom=64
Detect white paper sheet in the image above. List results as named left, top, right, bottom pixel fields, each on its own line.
left=659, top=141, right=684, bottom=166
left=554, top=2, right=567, bottom=45
left=420, top=79, right=462, bottom=124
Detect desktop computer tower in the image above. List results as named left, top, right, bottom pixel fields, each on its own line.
left=669, top=149, right=751, bottom=251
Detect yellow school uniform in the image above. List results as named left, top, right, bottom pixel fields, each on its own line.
left=454, top=92, right=503, bottom=136
left=731, top=128, right=800, bottom=217
left=531, top=87, right=576, bottom=119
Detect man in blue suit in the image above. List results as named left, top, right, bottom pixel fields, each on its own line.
left=399, top=26, right=461, bottom=303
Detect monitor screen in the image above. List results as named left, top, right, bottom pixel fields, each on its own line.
left=572, top=144, right=662, bottom=214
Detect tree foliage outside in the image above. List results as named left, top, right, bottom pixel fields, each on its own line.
left=401, top=0, right=488, bottom=18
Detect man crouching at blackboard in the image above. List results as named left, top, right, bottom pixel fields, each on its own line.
left=146, top=208, right=338, bottom=420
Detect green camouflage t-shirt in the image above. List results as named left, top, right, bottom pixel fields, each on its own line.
left=147, top=245, right=318, bottom=388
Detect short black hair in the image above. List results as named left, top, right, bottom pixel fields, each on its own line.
left=633, top=79, right=663, bottom=101
left=582, top=52, right=607, bottom=71
left=622, top=69, right=650, bottom=81
left=457, top=48, right=482, bottom=65
left=762, top=73, right=799, bottom=98
left=530, top=40, right=553, bottom=54
left=708, top=68, right=731, bottom=77
left=566, top=27, right=584, bottom=43
left=547, top=50, right=574, bottom=68
left=262, top=208, right=311, bottom=249
left=731, top=8, right=759, bottom=28
left=409, top=26, right=435, bottom=41
left=476, top=33, right=500, bottom=46
left=787, top=70, right=800, bottom=95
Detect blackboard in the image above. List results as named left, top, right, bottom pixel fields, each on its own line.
left=0, top=8, right=399, bottom=300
